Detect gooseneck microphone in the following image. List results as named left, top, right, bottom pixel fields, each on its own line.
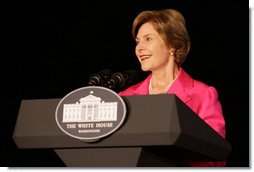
left=87, top=69, right=113, bottom=86
left=108, top=70, right=141, bottom=90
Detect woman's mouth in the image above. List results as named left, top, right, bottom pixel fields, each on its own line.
left=140, top=55, right=151, bottom=61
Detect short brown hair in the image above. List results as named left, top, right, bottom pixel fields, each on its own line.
left=132, top=9, right=191, bottom=66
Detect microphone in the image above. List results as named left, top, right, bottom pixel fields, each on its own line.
left=87, top=69, right=113, bottom=86
left=107, top=70, right=141, bottom=90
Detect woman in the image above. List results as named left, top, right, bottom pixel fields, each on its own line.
left=119, top=9, right=226, bottom=167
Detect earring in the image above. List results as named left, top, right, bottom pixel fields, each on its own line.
left=170, top=52, right=174, bottom=56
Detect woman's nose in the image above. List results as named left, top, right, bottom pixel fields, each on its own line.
left=136, top=42, right=145, bottom=53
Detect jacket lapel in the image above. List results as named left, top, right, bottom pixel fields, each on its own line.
left=168, top=68, right=193, bottom=104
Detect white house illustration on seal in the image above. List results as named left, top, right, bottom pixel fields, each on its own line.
left=62, top=91, right=118, bottom=123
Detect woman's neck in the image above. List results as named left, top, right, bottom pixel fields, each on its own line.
left=149, top=63, right=179, bottom=95
left=151, top=64, right=179, bottom=87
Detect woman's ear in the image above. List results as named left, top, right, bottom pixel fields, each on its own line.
left=169, top=48, right=175, bottom=56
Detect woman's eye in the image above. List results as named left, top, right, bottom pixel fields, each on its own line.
left=146, top=37, right=152, bottom=41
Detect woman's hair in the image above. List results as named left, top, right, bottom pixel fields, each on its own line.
left=132, top=9, right=191, bottom=66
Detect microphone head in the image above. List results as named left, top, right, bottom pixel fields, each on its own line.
left=108, top=72, right=126, bottom=89
left=87, top=69, right=113, bottom=86
left=107, top=69, right=142, bottom=90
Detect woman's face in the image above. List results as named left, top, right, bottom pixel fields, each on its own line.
left=135, top=22, right=172, bottom=72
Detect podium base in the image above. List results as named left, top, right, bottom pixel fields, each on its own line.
left=54, top=147, right=189, bottom=167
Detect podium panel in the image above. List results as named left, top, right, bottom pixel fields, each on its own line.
left=13, top=94, right=231, bottom=166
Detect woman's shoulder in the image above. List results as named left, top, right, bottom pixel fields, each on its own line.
left=180, top=69, right=218, bottom=96
left=118, top=73, right=151, bottom=96
left=191, top=79, right=219, bottom=98
left=180, top=69, right=213, bottom=89
left=118, top=81, right=143, bottom=96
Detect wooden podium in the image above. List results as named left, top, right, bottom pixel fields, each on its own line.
left=13, top=94, right=231, bottom=166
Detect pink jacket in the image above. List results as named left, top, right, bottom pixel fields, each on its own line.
left=119, top=68, right=226, bottom=167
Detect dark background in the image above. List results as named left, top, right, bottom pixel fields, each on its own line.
left=1, top=0, right=249, bottom=167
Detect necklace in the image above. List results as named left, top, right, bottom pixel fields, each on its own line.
left=149, top=79, right=174, bottom=95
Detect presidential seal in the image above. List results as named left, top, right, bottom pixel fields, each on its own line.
left=55, top=86, right=127, bottom=142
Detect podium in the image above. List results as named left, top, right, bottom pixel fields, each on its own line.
left=13, top=94, right=231, bottom=166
